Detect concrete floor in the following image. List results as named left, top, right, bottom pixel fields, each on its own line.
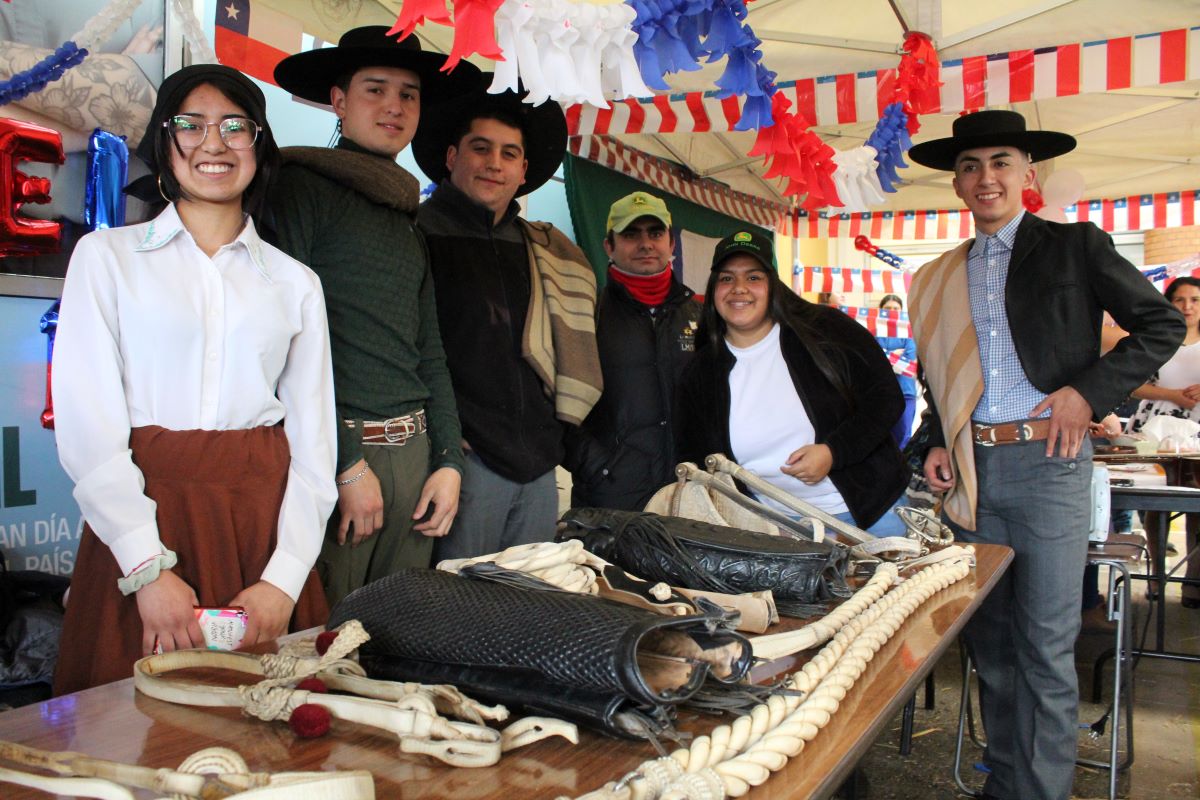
left=853, top=526, right=1200, bottom=800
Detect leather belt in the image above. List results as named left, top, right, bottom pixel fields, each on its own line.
left=971, top=418, right=1052, bottom=447
left=348, top=410, right=427, bottom=445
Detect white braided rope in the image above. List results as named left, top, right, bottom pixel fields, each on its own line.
left=0, top=742, right=375, bottom=799
left=133, top=621, right=573, bottom=767
left=564, top=551, right=975, bottom=800
left=748, top=562, right=898, bottom=661
left=238, top=621, right=369, bottom=718
left=438, top=539, right=606, bottom=594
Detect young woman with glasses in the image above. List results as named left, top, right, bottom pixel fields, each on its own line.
left=51, top=65, right=337, bottom=694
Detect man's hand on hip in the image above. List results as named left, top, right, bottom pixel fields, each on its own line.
left=1030, top=386, right=1093, bottom=458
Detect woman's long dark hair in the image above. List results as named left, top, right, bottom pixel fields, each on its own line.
left=152, top=72, right=280, bottom=220
left=697, top=260, right=855, bottom=405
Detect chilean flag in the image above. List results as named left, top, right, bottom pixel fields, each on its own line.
left=214, top=0, right=301, bottom=87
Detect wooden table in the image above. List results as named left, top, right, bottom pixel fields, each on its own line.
left=0, top=545, right=1012, bottom=800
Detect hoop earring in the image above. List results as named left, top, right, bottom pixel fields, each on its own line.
left=156, top=174, right=171, bottom=203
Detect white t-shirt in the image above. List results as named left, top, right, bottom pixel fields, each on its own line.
left=727, top=323, right=848, bottom=515
left=53, top=204, right=337, bottom=600
left=1156, top=340, right=1200, bottom=391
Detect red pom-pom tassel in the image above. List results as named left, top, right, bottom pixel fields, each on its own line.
left=315, top=630, right=338, bottom=656
left=289, top=703, right=332, bottom=738
left=296, top=677, right=328, bottom=693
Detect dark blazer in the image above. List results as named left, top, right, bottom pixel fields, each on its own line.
left=676, top=301, right=908, bottom=529
left=565, top=278, right=701, bottom=510
left=924, top=214, right=1185, bottom=449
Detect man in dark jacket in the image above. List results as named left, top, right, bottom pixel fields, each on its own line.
left=565, top=192, right=700, bottom=510
left=907, top=110, right=1184, bottom=800
left=412, top=80, right=602, bottom=561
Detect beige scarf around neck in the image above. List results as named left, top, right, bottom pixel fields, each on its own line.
left=909, top=241, right=983, bottom=530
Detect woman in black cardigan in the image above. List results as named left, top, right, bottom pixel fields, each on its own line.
left=675, top=231, right=908, bottom=535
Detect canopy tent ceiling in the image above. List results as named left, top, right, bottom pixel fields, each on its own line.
left=273, top=0, right=1199, bottom=217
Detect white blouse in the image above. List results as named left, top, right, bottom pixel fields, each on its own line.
left=52, top=204, right=337, bottom=600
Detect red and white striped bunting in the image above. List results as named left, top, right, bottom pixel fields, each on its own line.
left=793, top=268, right=913, bottom=298
left=1072, top=190, right=1199, bottom=232
left=567, top=27, right=1198, bottom=135
left=568, top=135, right=786, bottom=229
left=779, top=190, right=1199, bottom=239
left=783, top=208, right=975, bottom=240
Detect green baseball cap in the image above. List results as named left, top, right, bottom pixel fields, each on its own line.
left=711, top=230, right=775, bottom=271
left=606, top=191, right=672, bottom=233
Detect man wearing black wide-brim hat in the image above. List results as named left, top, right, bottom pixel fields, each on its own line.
left=413, top=80, right=602, bottom=561
left=267, top=28, right=480, bottom=608
left=907, top=109, right=1183, bottom=800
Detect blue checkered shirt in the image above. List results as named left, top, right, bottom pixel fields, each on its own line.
left=967, top=211, right=1050, bottom=423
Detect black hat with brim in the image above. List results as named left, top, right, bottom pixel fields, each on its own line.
left=273, top=26, right=480, bottom=106
left=412, top=79, right=567, bottom=198
left=907, top=109, right=1076, bottom=171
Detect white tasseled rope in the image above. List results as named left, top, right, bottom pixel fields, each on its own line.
left=562, top=551, right=975, bottom=800
left=438, top=539, right=606, bottom=594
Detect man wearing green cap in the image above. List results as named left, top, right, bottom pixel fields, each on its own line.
left=565, top=192, right=700, bottom=510
left=267, top=28, right=479, bottom=607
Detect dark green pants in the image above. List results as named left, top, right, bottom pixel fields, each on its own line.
left=318, top=435, right=431, bottom=609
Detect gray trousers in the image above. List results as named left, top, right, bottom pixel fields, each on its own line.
left=317, top=435, right=432, bottom=609
left=947, top=438, right=1092, bottom=800
left=432, top=450, right=559, bottom=562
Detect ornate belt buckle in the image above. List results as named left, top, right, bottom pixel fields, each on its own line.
left=383, top=415, right=415, bottom=444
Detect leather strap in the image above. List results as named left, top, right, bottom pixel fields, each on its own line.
left=347, top=410, right=427, bottom=445
left=971, top=418, right=1052, bottom=446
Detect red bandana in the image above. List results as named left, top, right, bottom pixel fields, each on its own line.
left=608, top=264, right=672, bottom=307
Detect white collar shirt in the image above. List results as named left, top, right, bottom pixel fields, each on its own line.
left=52, top=204, right=337, bottom=599
left=966, top=210, right=1049, bottom=423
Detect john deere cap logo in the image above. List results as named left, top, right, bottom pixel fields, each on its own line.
left=734, top=232, right=753, bottom=242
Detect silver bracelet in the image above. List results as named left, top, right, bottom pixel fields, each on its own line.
left=336, top=462, right=370, bottom=486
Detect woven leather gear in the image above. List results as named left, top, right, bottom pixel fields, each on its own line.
left=361, top=655, right=673, bottom=740
left=558, top=507, right=851, bottom=604
left=328, top=568, right=751, bottom=709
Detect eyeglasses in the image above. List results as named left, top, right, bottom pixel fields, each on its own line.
left=164, top=114, right=259, bottom=150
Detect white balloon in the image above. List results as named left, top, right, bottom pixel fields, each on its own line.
left=1035, top=206, right=1068, bottom=223
left=1041, top=169, right=1086, bottom=208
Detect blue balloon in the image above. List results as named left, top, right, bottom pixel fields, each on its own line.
left=84, top=128, right=128, bottom=230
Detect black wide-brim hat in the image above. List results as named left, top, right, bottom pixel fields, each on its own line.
left=907, top=109, right=1076, bottom=171
left=273, top=26, right=480, bottom=106
left=412, top=79, right=568, bottom=197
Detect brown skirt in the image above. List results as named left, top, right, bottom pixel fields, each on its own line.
left=53, top=425, right=329, bottom=695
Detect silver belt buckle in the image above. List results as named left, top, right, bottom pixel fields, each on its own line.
left=383, top=415, right=415, bottom=444
left=976, top=426, right=996, bottom=447
left=1019, top=423, right=1034, bottom=442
